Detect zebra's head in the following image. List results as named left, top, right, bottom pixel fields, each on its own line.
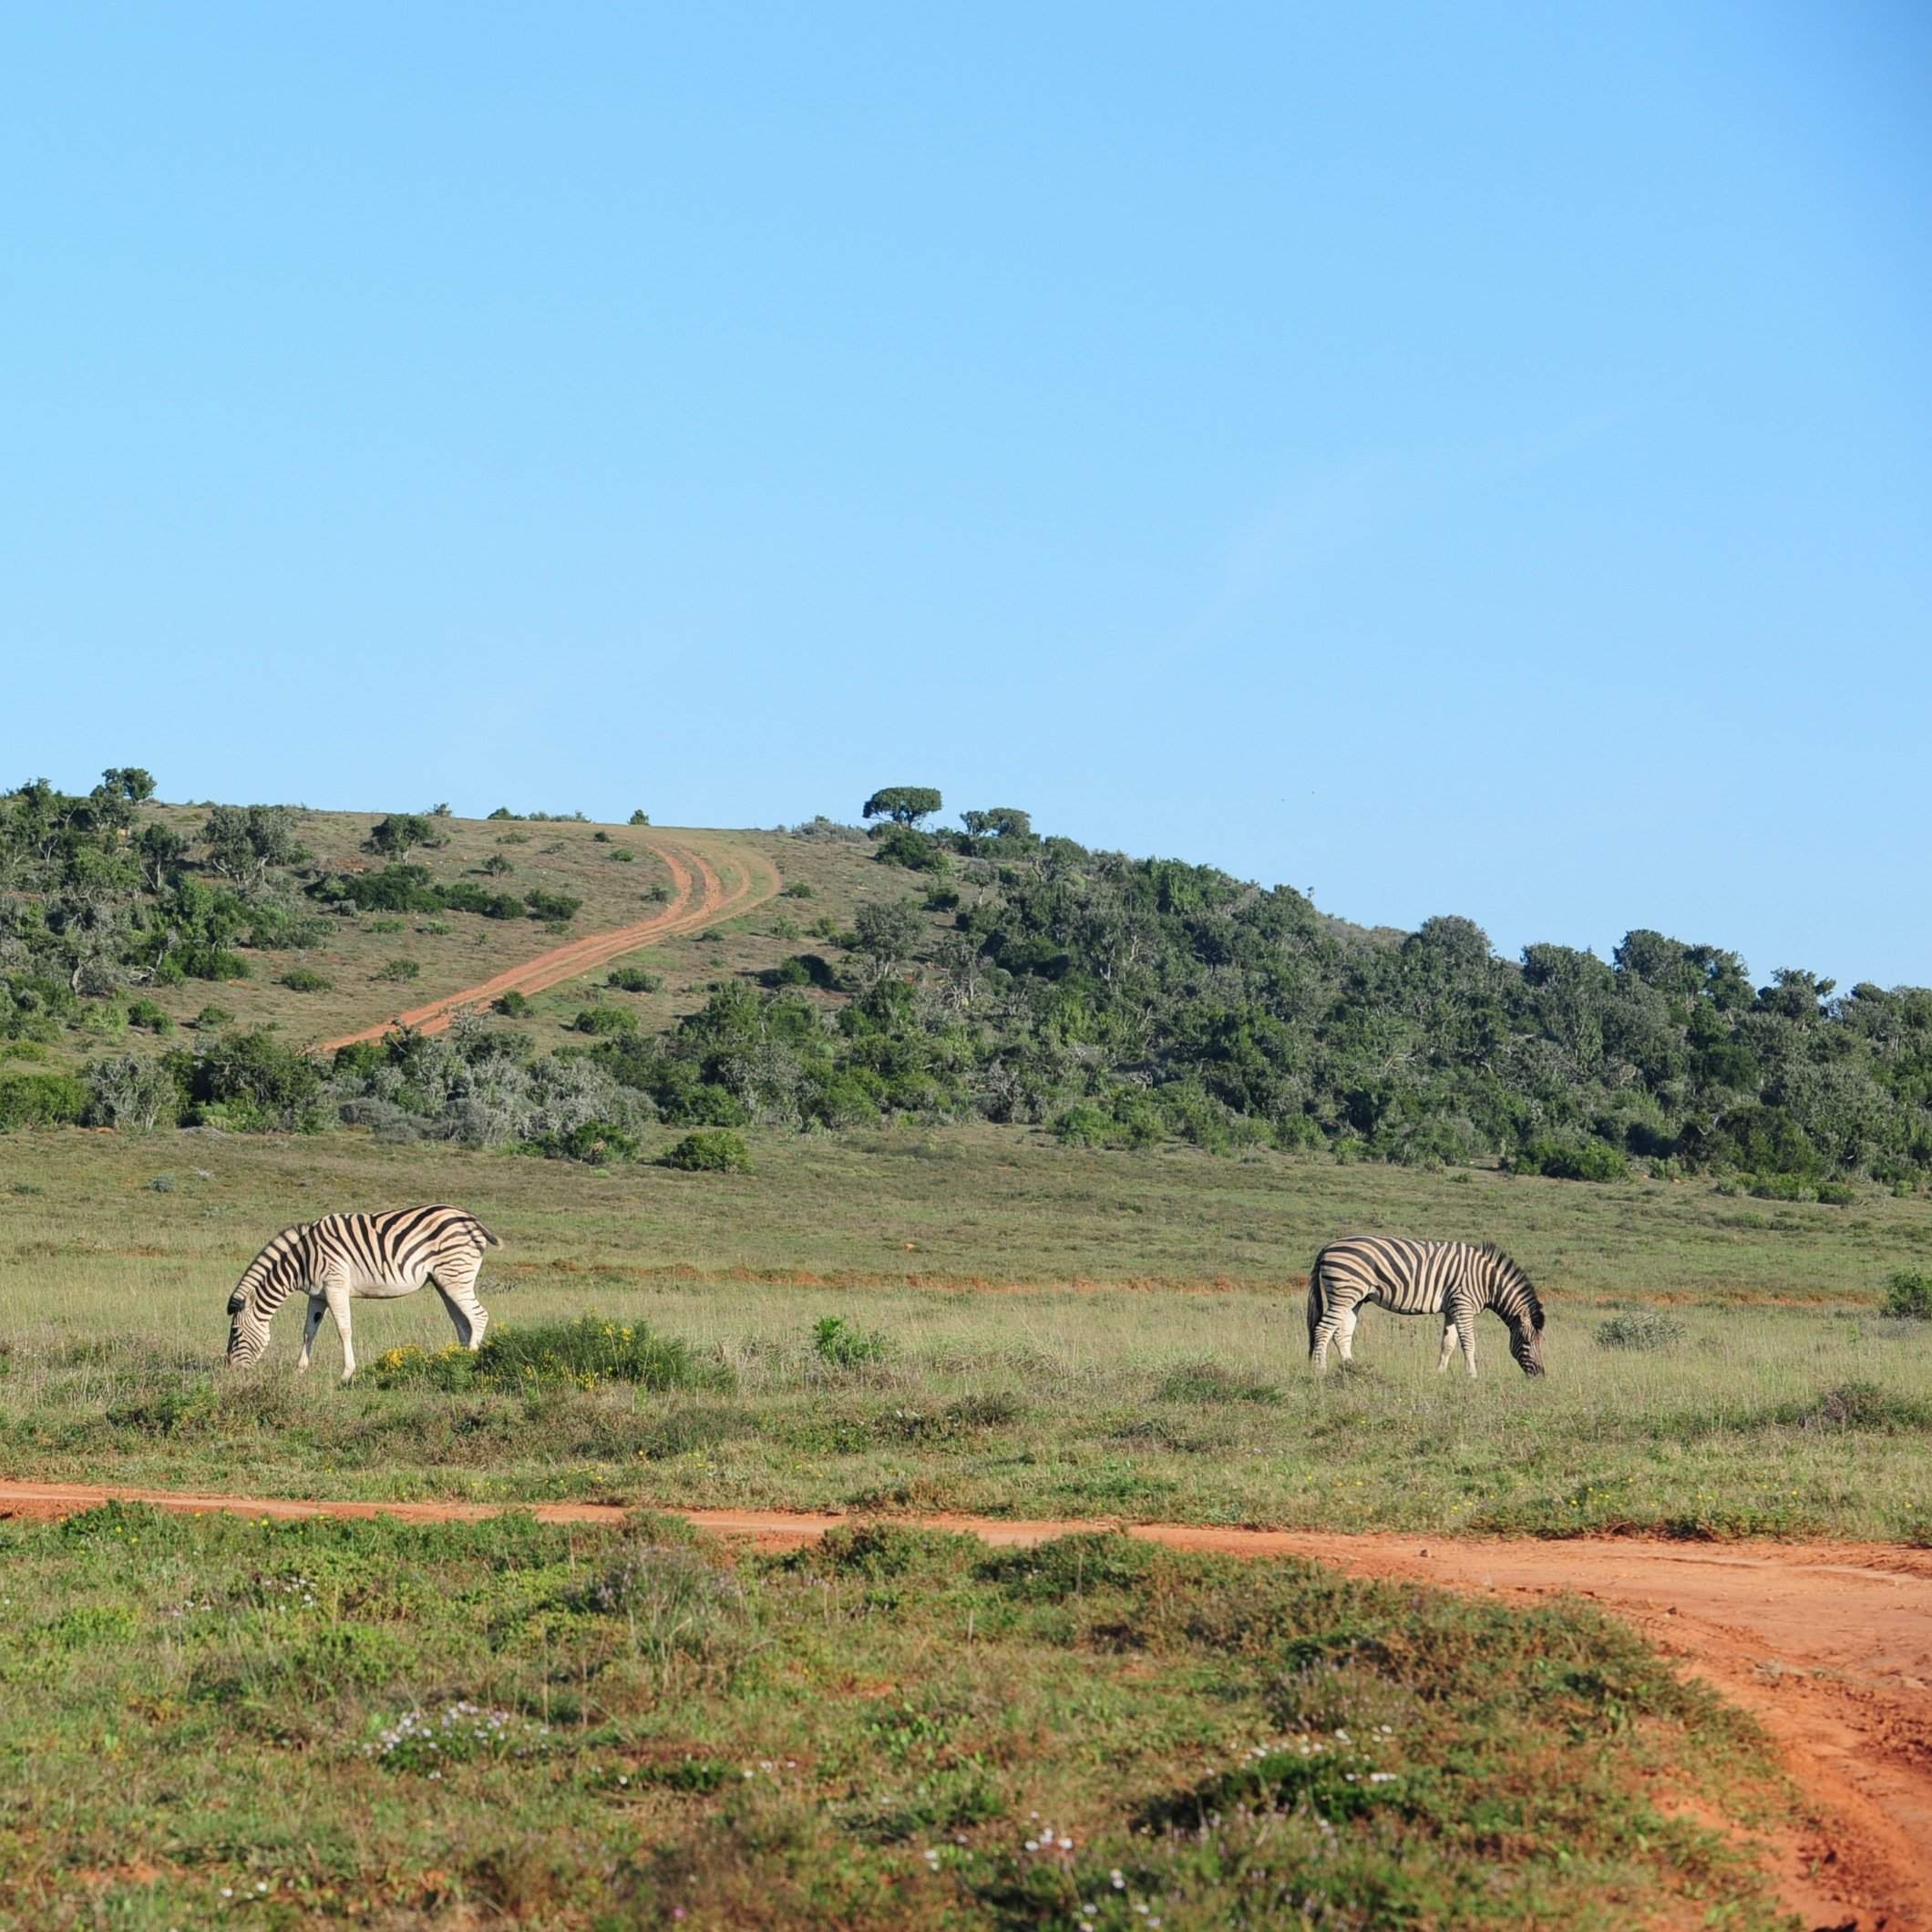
left=1507, top=1294, right=1547, bottom=1377
left=226, top=1286, right=270, bottom=1368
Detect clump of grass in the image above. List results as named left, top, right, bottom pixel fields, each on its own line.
left=1793, top=1380, right=1932, bottom=1433
left=1881, top=1270, right=1932, bottom=1321
left=1154, top=1360, right=1282, bottom=1404
left=660, top=1130, right=751, bottom=1173
left=365, top=1701, right=551, bottom=1773
left=1596, top=1311, right=1688, bottom=1351
left=813, top=1314, right=890, bottom=1369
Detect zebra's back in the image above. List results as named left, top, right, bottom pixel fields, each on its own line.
left=1312, top=1236, right=1480, bottom=1316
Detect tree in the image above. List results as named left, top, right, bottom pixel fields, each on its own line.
left=853, top=898, right=924, bottom=978
left=135, top=822, right=188, bottom=893
left=961, top=807, right=1032, bottom=843
left=629, top=809, right=651, bottom=826
left=201, top=805, right=303, bottom=895
left=862, top=786, right=942, bottom=828
left=365, top=813, right=442, bottom=858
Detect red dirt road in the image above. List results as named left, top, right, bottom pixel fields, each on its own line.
left=319, top=834, right=777, bottom=1052
left=3, top=1481, right=1926, bottom=1928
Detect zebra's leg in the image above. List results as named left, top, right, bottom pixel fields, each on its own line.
left=1435, top=1320, right=1460, bottom=1373
left=1335, top=1307, right=1360, bottom=1363
left=1310, top=1299, right=1348, bottom=1372
left=433, top=1256, right=489, bottom=1351
left=324, top=1279, right=357, bottom=1383
left=1454, top=1302, right=1479, bottom=1379
left=297, top=1294, right=325, bottom=1372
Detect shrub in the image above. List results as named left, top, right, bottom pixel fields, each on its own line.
left=176, top=944, right=251, bottom=981
left=1814, top=1180, right=1856, bottom=1207
left=493, top=991, right=532, bottom=1017
left=479, top=853, right=513, bottom=876
left=437, top=883, right=525, bottom=919
left=1509, top=1136, right=1629, bottom=1182
left=570, top=1007, right=639, bottom=1036
left=0, top=1072, right=88, bottom=1129
left=781, top=881, right=814, bottom=899
left=1881, top=1271, right=1932, bottom=1321
left=365, top=813, right=444, bottom=857
left=322, top=863, right=441, bottom=913
left=124, top=998, right=175, bottom=1033
left=539, top=1119, right=639, bottom=1165
left=192, top=1005, right=234, bottom=1031
left=606, top=966, right=662, bottom=993
left=474, top=1317, right=724, bottom=1391
left=659, top=1129, right=751, bottom=1173
left=524, top=889, right=581, bottom=923
left=607, top=848, right=635, bottom=862
left=1595, top=1311, right=1687, bottom=1351
left=629, top=809, right=651, bottom=826
left=375, top=959, right=421, bottom=983
left=1748, top=1171, right=1814, bottom=1203
left=280, top=968, right=334, bottom=992
left=642, top=884, right=673, bottom=904
left=813, top=1314, right=889, bottom=1368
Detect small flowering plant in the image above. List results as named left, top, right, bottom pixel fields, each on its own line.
left=364, top=1701, right=550, bottom=1774
left=1163, top=1727, right=1407, bottom=1828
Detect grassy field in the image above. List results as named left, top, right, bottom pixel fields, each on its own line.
left=0, top=1503, right=1802, bottom=1930
left=4, top=1125, right=1927, bottom=1540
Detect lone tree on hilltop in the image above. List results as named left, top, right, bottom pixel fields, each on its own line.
left=862, top=786, right=942, bottom=828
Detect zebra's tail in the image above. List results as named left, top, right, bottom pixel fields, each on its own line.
left=1305, top=1255, right=1326, bottom=1357
left=466, top=1217, right=503, bottom=1249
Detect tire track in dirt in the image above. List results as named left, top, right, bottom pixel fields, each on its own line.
left=1, top=1479, right=1924, bottom=1927
left=317, top=834, right=778, bottom=1052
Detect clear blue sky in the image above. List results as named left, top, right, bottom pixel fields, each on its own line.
left=5, top=4, right=1927, bottom=986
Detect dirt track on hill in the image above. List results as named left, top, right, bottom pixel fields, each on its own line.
left=318, top=835, right=776, bottom=1051
left=2, top=1481, right=1925, bottom=1928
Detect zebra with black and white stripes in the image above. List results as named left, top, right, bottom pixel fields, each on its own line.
left=1307, top=1236, right=1547, bottom=1378
left=226, top=1206, right=500, bottom=1382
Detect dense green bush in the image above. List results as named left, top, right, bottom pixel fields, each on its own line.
left=375, top=959, right=420, bottom=983
left=280, top=968, right=334, bottom=992
left=570, top=1007, right=638, bottom=1035
left=1510, top=1136, right=1629, bottom=1182
left=1881, top=1271, right=1932, bottom=1321
left=659, top=1129, right=752, bottom=1172
left=124, top=997, right=174, bottom=1033
left=523, top=889, right=581, bottom=923
left=493, top=991, right=532, bottom=1017
left=0, top=1071, right=88, bottom=1128
left=539, top=1118, right=639, bottom=1164
left=605, top=966, right=662, bottom=993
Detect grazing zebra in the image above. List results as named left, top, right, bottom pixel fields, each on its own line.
left=226, top=1206, right=500, bottom=1382
left=1307, top=1237, right=1546, bottom=1378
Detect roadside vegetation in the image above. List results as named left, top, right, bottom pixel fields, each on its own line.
left=0, top=1505, right=1800, bottom=1929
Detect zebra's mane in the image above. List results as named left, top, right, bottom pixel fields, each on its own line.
left=1475, top=1241, right=1544, bottom=1329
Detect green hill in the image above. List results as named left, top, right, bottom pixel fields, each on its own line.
left=5, top=770, right=1931, bottom=1189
